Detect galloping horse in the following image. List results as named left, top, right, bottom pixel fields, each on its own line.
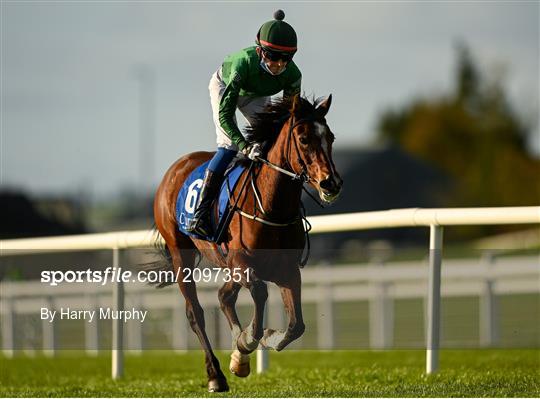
left=153, top=94, right=342, bottom=392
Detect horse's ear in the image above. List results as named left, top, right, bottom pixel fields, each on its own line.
left=315, top=94, right=332, bottom=117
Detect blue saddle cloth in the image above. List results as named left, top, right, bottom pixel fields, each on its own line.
left=176, top=160, right=245, bottom=241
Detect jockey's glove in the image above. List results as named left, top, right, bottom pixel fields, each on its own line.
left=242, top=142, right=262, bottom=161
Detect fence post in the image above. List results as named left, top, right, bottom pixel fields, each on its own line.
left=85, top=294, right=99, bottom=356
left=2, top=295, right=15, bottom=357
left=127, top=294, right=143, bottom=355
left=369, top=256, right=393, bottom=349
left=112, top=247, right=124, bottom=379
left=426, top=225, right=443, bottom=374
left=369, top=281, right=393, bottom=349
left=43, top=296, right=56, bottom=357
left=480, top=251, right=499, bottom=347
left=317, top=265, right=335, bottom=349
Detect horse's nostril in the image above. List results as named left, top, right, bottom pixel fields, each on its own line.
left=320, top=177, right=341, bottom=194
left=320, top=178, right=333, bottom=190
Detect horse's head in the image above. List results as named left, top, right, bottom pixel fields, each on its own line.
left=285, top=95, right=343, bottom=204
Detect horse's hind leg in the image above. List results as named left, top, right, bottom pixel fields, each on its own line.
left=169, top=240, right=228, bottom=392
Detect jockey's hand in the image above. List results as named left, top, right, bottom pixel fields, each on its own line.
left=242, top=143, right=262, bottom=161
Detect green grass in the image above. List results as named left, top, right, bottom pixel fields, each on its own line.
left=1, top=350, right=539, bottom=397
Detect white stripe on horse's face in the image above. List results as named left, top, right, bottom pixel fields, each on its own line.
left=313, top=121, right=341, bottom=203
left=315, top=122, right=335, bottom=176
left=314, top=122, right=326, bottom=138
left=314, top=122, right=328, bottom=158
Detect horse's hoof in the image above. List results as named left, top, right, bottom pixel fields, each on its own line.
left=208, top=377, right=229, bottom=392
left=229, top=349, right=250, bottom=378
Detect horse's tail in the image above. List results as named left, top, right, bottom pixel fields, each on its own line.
left=139, top=224, right=175, bottom=288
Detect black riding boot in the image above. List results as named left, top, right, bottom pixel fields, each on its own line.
left=187, top=169, right=223, bottom=237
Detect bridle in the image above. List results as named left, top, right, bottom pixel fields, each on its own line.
left=256, top=112, right=320, bottom=183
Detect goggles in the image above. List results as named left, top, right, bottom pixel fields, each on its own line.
left=261, top=48, right=294, bottom=62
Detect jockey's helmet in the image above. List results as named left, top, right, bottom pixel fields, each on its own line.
left=256, top=10, right=297, bottom=58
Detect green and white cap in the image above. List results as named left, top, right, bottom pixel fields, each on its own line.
left=256, top=10, right=297, bottom=54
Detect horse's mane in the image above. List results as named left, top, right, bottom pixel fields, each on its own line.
left=244, top=95, right=318, bottom=147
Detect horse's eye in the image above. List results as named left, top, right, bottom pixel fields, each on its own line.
left=299, top=137, right=308, bottom=145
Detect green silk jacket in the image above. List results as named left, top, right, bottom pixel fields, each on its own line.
left=218, top=46, right=302, bottom=150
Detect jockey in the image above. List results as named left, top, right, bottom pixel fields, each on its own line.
left=187, top=9, right=302, bottom=237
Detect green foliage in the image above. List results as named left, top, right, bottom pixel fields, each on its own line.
left=376, top=42, right=540, bottom=213
left=1, top=350, right=538, bottom=397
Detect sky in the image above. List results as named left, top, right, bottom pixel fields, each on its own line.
left=2, top=1, right=538, bottom=197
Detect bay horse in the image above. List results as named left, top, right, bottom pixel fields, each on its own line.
left=153, top=94, right=342, bottom=392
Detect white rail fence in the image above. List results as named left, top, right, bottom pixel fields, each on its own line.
left=1, top=255, right=538, bottom=352
left=1, top=207, right=539, bottom=378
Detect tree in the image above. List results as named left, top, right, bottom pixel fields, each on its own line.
left=377, top=42, right=539, bottom=211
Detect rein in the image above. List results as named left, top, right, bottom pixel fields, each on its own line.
left=255, top=157, right=305, bottom=181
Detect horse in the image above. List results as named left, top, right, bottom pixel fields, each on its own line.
left=152, top=94, right=342, bottom=392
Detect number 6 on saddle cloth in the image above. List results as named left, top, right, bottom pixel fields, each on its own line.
left=176, top=159, right=251, bottom=244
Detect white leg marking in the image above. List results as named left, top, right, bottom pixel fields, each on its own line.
left=263, top=330, right=287, bottom=349
left=231, top=325, right=241, bottom=350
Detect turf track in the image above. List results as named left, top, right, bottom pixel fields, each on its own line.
left=1, top=349, right=539, bottom=397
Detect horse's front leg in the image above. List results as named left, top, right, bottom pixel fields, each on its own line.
left=237, top=278, right=268, bottom=353
left=229, top=274, right=268, bottom=377
left=218, top=280, right=250, bottom=377
left=260, top=268, right=305, bottom=351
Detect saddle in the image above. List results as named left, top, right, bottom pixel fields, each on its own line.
left=176, top=158, right=249, bottom=243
